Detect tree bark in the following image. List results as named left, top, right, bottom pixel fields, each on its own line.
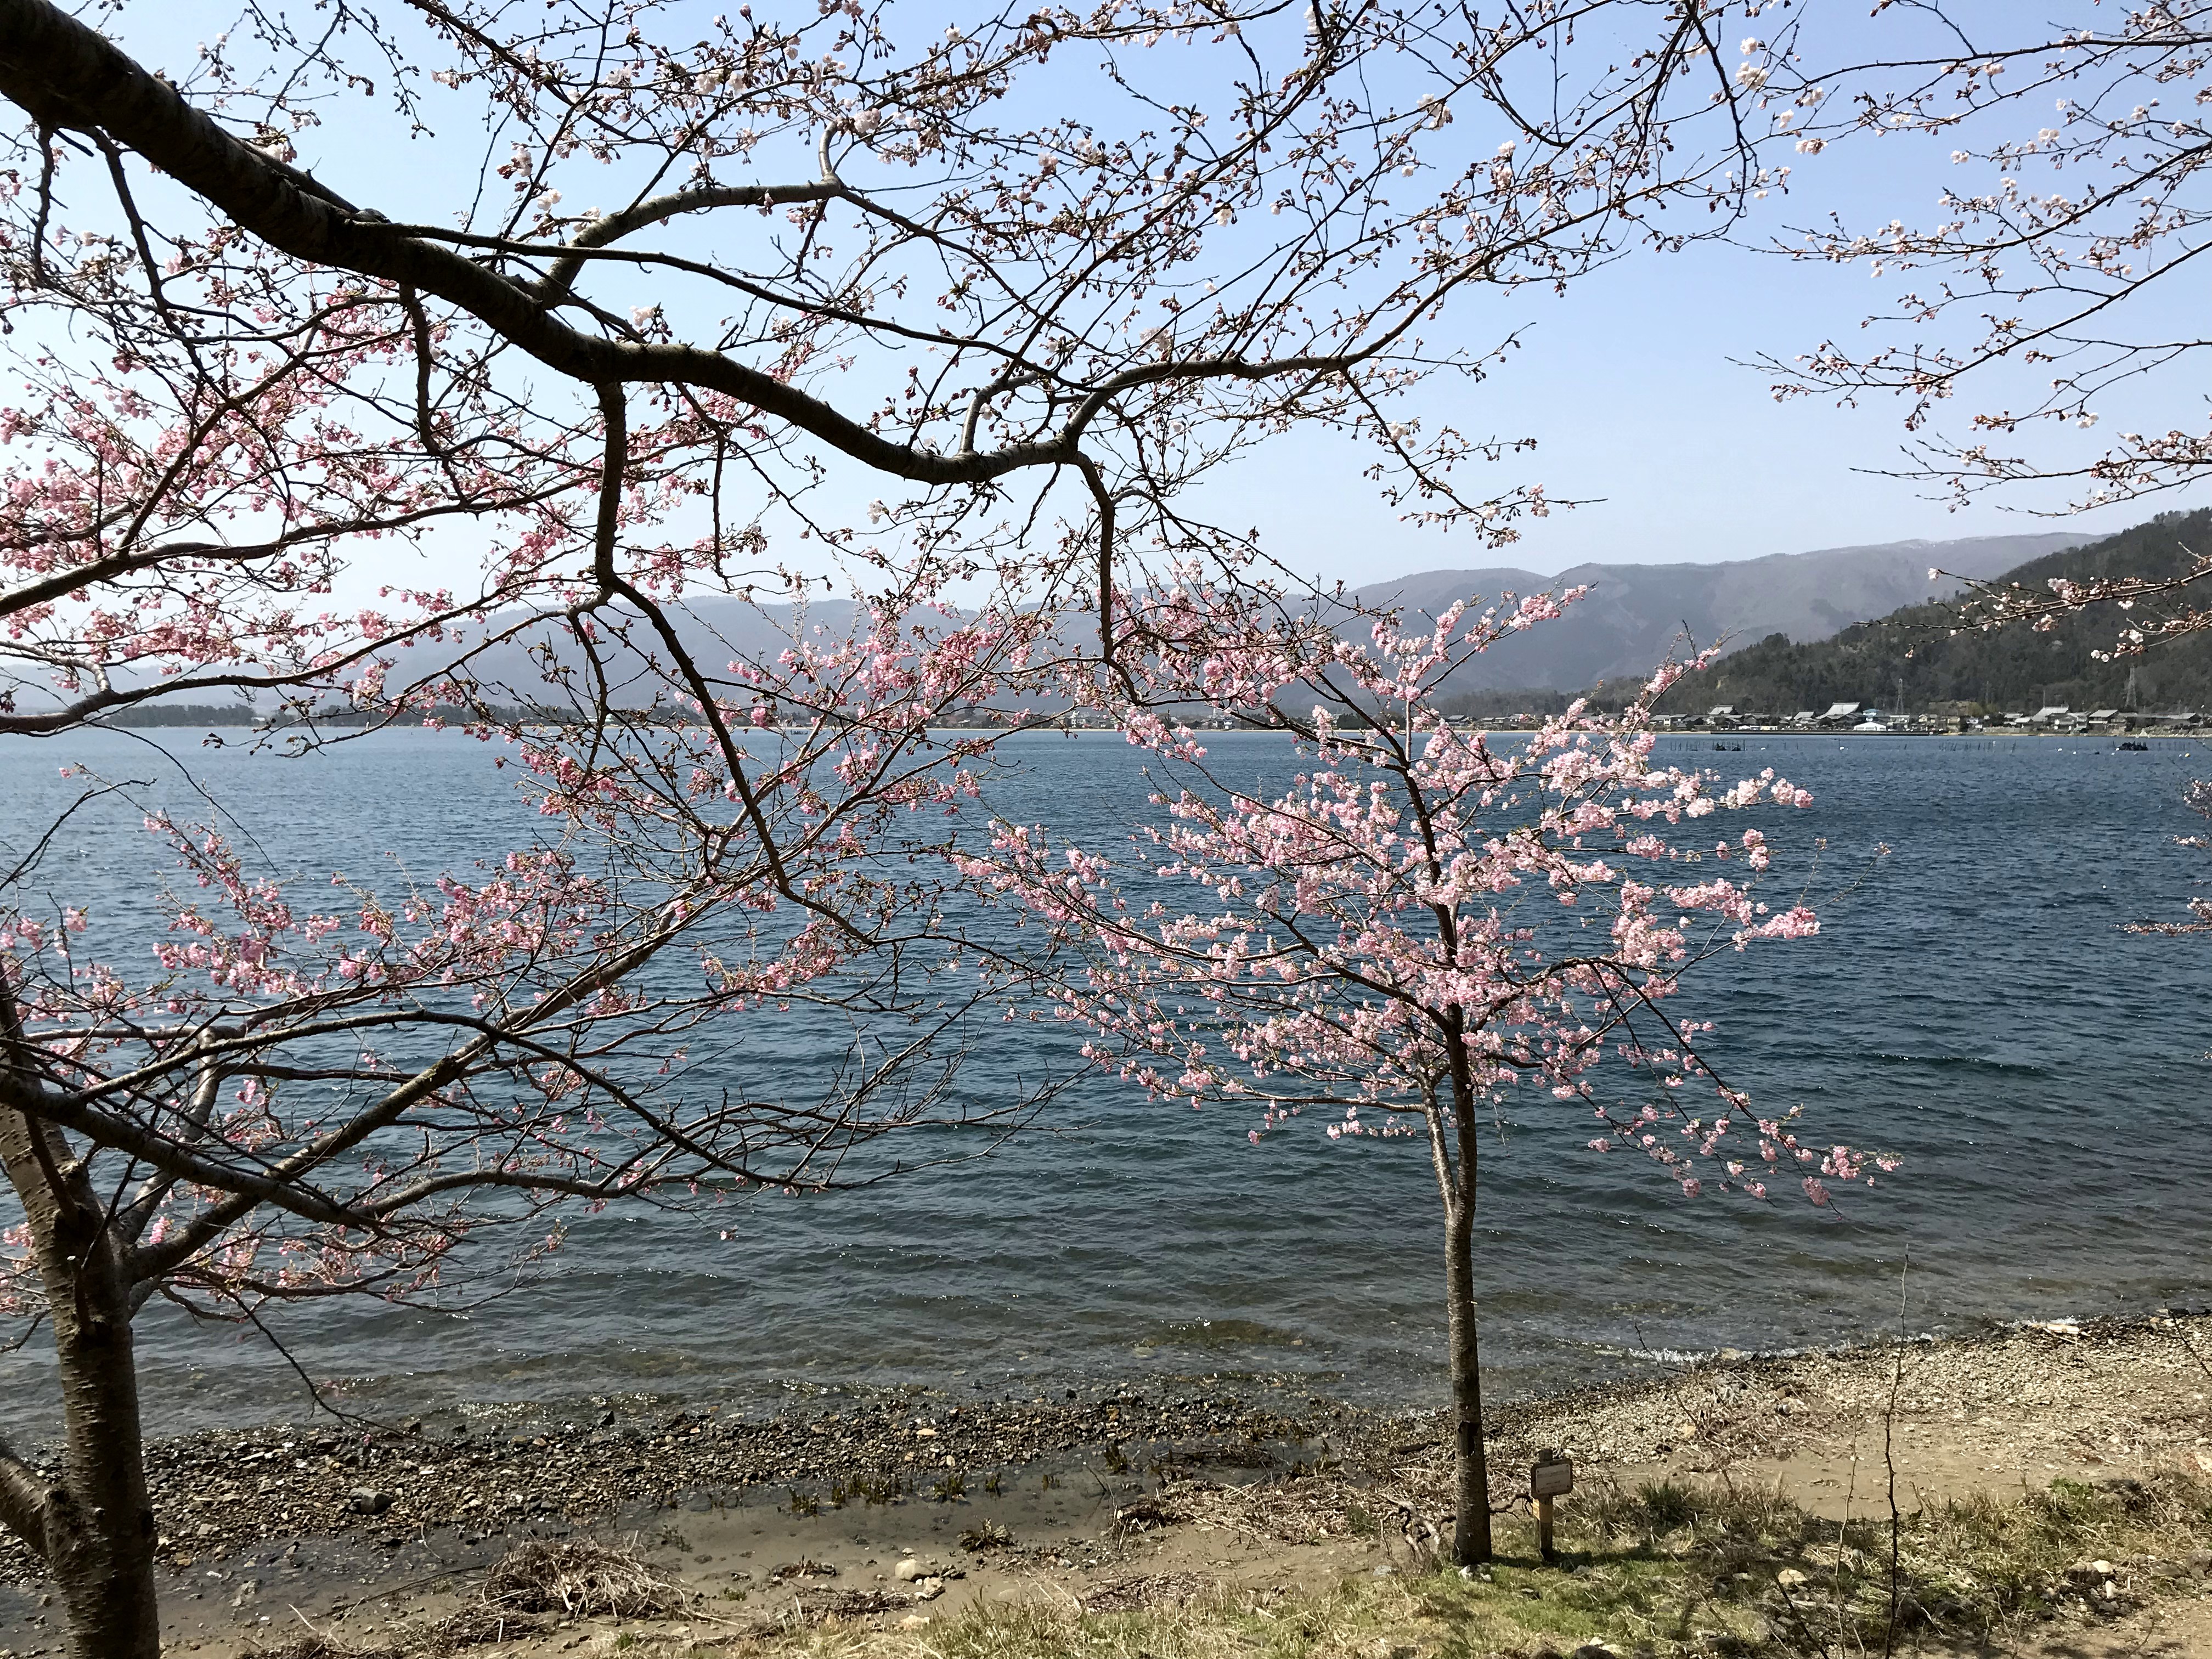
left=0, top=979, right=162, bottom=1659
left=1443, top=1187, right=1492, bottom=1565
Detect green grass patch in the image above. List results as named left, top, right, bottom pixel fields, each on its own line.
left=764, top=1471, right=2212, bottom=1659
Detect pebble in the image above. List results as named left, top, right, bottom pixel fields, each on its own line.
left=1, top=1384, right=1327, bottom=1582
left=894, top=1559, right=923, bottom=1582
left=15, top=1308, right=2201, bottom=1604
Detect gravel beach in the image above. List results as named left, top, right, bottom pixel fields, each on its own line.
left=5, top=1312, right=2211, bottom=1654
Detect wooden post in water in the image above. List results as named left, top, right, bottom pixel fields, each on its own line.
left=1530, top=1449, right=1573, bottom=1565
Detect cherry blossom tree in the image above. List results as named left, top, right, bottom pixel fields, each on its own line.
left=1755, top=4, right=2212, bottom=512
left=0, top=0, right=1794, bottom=1645
left=973, top=588, right=1890, bottom=1564
left=0, top=626, right=1099, bottom=1648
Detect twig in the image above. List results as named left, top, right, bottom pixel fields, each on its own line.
left=1883, top=1258, right=1909, bottom=1658
left=1833, top=1451, right=1858, bottom=1657
left=1771, top=1568, right=1833, bottom=1659
left=2166, top=1316, right=2212, bottom=1404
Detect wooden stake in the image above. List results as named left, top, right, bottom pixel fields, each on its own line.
left=1536, top=1494, right=1555, bottom=1562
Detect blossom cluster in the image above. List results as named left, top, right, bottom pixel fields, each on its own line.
left=976, top=587, right=1894, bottom=1204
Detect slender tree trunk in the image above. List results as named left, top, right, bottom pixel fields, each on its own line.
left=0, top=979, right=163, bottom=1659
left=1419, top=1054, right=1492, bottom=1565
left=1443, top=1188, right=1491, bottom=1564
left=1436, top=1039, right=1490, bottom=1567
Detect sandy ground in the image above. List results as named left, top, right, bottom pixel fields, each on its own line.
left=1494, top=1312, right=2212, bottom=1520
left=7, top=1313, right=2212, bottom=1656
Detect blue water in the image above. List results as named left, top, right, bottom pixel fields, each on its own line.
left=2, top=729, right=2208, bottom=1437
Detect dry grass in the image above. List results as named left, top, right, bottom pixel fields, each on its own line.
left=1561, top=1467, right=2212, bottom=1651
left=772, top=1587, right=918, bottom=1624
left=256, top=1602, right=554, bottom=1659
left=255, top=1631, right=407, bottom=1659
left=1160, top=1474, right=1361, bottom=1545
left=480, top=1534, right=684, bottom=1618
left=256, top=1471, right=2212, bottom=1659
left=751, top=1471, right=2212, bottom=1659
left=415, top=1605, right=555, bottom=1651
left=255, top=1536, right=673, bottom=1659
left=1081, top=1573, right=1212, bottom=1613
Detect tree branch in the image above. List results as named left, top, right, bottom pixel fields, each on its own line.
left=0, top=0, right=1389, bottom=506
left=0, top=0, right=1056, bottom=486
left=0, top=1434, right=49, bottom=1562
left=534, top=180, right=844, bottom=304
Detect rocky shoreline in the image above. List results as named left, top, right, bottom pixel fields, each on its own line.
left=9, top=1309, right=2209, bottom=1578
left=5, top=1310, right=2209, bottom=1651
left=0, top=1380, right=1343, bottom=1589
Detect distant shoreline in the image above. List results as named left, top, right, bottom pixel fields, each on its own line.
left=55, top=717, right=2211, bottom=740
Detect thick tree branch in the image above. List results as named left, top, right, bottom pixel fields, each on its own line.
left=0, top=1435, right=49, bottom=1562
left=0, top=0, right=1053, bottom=484
left=0, top=0, right=1389, bottom=507
left=534, top=180, right=845, bottom=304
left=0, top=1080, right=369, bottom=1231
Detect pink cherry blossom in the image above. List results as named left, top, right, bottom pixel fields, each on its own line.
left=977, top=583, right=1894, bottom=1564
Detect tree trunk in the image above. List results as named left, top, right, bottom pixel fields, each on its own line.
left=0, top=980, right=163, bottom=1659
left=40, top=1234, right=161, bottom=1659
left=1444, top=1192, right=1492, bottom=1565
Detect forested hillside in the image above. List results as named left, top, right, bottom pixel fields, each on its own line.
left=1643, top=510, right=2212, bottom=716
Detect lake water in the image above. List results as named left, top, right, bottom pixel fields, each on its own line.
left=2, top=729, right=2208, bottom=1437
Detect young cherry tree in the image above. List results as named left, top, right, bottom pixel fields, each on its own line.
left=978, top=589, right=1890, bottom=1564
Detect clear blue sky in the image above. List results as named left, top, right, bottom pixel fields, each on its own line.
left=110, top=2, right=2191, bottom=592
left=1127, top=0, right=2208, bottom=583
left=1192, top=170, right=2202, bottom=583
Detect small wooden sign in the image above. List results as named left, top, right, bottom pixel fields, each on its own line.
left=1530, top=1452, right=1574, bottom=1499
left=1530, top=1449, right=1572, bottom=1564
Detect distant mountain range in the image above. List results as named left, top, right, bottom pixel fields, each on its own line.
left=414, top=530, right=2085, bottom=707
left=1355, top=531, right=2087, bottom=692
left=504, top=529, right=2090, bottom=703
left=77, top=528, right=2107, bottom=722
